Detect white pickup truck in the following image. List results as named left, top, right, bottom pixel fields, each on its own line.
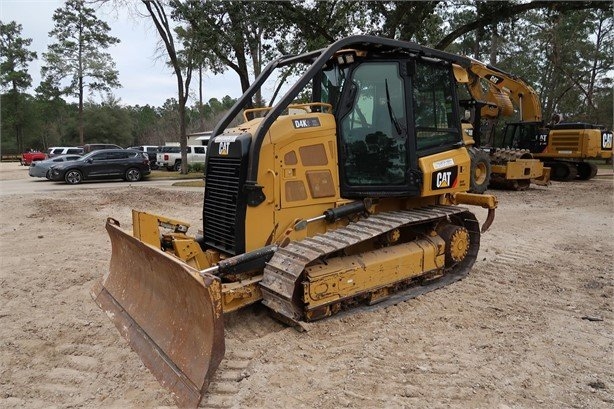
left=156, top=145, right=207, bottom=171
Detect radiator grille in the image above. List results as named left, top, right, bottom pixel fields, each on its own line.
left=203, top=157, right=244, bottom=254
left=550, top=134, right=580, bottom=151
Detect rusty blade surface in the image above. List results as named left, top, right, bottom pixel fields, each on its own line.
left=91, top=219, right=225, bottom=408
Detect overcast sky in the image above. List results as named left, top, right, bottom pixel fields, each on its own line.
left=0, top=0, right=243, bottom=107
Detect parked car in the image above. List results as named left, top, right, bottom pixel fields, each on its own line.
left=156, top=145, right=207, bottom=171
left=20, top=150, right=47, bottom=166
left=127, top=145, right=161, bottom=169
left=47, top=146, right=84, bottom=157
left=82, top=143, right=123, bottom=153
left=29, top=154, right=83, bottom=179
left=48, top=149, right=150, bottom=184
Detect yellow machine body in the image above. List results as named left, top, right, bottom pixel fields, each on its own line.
left=92, top=36, right=499, bottom=408
left=538, top=127, right=613, bottom=160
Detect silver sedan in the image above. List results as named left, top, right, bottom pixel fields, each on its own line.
left=29, top=154, right=83, bottom=179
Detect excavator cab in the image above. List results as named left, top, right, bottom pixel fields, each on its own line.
left=503, top=121, right=548, bottom=152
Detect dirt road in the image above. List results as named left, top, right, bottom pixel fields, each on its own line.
left=1, top=162, right=612, bottom=408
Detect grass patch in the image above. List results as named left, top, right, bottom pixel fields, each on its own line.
left=172, top=180, right=205, bottom=187
left=148, top=169, right=203, bottom=180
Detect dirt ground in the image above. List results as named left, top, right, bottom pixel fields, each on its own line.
left=0, top=161, right=612, bottom=409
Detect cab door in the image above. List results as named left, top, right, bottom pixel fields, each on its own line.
left=336, top=58, right=464, bottom=199
left=337, top=60, right=416, bottom=198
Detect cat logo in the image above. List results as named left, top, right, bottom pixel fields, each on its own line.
left=431, top=166, right=459, bottom=190
left=218, top=141, right=231, bottom=155
left=602, top=132, right=613, bottom=149
left=436, top=171, right=452, bottom=188
left=485, top=74, right=504, bottom=85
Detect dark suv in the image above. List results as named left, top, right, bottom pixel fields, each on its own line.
left=127, top=145, right=160, bottom=169
left=48, top=149, right=150, bottom=184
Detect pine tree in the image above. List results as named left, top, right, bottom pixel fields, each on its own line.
left=0, top=21, right=37, bottom=152
left=41, top=0, right=121, bottom=145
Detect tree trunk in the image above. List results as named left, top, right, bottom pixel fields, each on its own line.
left=199, top=64, right=204, bottom=130
left=179, top=98, right=188, bottom=174
left=11, top=82, right=24, bottom=153
left=489, top=27, right=499, bottom=65
left=78, top=10, right=84, bottom=145
left=79, top=81, right=84, bottom=146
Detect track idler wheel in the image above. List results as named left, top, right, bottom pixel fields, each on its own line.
left=550, top=162, right=578, bottom=181
left=577, top=162, right=598, bottom=180
left=438, top=224, right=470, bottom=267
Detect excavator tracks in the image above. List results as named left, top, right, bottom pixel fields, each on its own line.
left=260, top=205, right=479, bottom=325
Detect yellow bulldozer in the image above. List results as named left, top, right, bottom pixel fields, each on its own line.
left=91, top=36, right=498, bottom=407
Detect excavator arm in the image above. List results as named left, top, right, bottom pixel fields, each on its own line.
left=466, top=59, right=542, bottom=123
left=453, top=58, right=549, bottom=190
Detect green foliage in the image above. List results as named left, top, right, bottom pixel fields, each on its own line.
left=41, top=0, right=121, bottom=99
left=187, top=162, right=205, bottom=173
left=444, top=2, right=612, bottom=127
left=128, top=104, right=163, bottom=146
left=2, top=0, right=612, bottom=155
left=1, top=93, right=42, bottom=152
left=367, top=1, right=443, bottom=44
left=1, top=20, right=37, bottom=152
left=41, top=0, right=121, bottom=144
left=0, top=21, right=37, bottom=92
left=82, top=95, right=133, bottom=146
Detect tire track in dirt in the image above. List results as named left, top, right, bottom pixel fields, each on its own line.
left=200, top=350, right=254, bottom=408
left=198, top=306, right=286, bottom=408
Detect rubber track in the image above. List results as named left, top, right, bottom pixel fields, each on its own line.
left=260, top=205, right=469, bottom=324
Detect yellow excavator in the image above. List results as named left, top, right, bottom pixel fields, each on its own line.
left=503, top=120, right=612, bottom=180
left=455, top=59, right=550, bottom=191
left=91, top=36, right=498, bottom=407
left=461, top=59, right=611, bottom=182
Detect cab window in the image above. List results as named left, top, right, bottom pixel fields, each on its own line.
left=321, top=64, right=347, bottom=113
left=340, top=62, right=407, bottom=186
left=413, top=62, right=460, bottom=151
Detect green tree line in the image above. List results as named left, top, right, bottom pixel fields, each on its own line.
left=1, top=0, right=611, bottom=155
left=0, top=90, right=236, bottom=153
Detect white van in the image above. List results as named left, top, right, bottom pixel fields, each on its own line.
left=47, top=146, right=84, bottom=157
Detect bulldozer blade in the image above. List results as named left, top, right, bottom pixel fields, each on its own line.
left=91, top=219, right=225, bottom=408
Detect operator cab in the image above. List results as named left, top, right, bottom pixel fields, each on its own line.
left=503, top=121, right=548, bottom=153
left=319, top=50, right=464, bottom=198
